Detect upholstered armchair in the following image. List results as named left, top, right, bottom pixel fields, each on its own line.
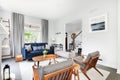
left=33, top=60, right=74, bottom=80
left=73, top=51, right=103, bottom=80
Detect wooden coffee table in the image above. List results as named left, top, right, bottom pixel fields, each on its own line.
left=32, top=54, right=57, bottom=67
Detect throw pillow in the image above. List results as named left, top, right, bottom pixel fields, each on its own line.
left=25, top=45, right=32, bottom=52
left=37, top=46, right=42, bottom=50
left=45, top=44, right=49, bottom=49
left=41, top=46, right=45, bottom=49
left=33, top=46, right=38, bottom=51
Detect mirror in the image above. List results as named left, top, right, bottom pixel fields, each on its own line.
left=65, top=20, right=82, bottom=51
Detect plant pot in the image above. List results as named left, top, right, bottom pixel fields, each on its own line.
left=43, top=54, right=46, bottom=57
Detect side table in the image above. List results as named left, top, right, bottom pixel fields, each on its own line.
left=15, top=53, right=23, bottom=62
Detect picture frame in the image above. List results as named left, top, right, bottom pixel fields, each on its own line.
left=89, top=14, right=107, bottom=32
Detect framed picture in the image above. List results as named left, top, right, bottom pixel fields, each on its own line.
left=89, top=14, right=107, bottom=32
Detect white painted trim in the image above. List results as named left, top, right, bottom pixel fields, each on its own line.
left=117, top=69, right=120, bottom=74
left=2, top=56, right=12, bottom=59
left=117, top=0, right=120, bottom=74
left=0, top=40, right=2, bottom=80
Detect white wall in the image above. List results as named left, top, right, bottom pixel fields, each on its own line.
left=117, top=0, right=120, bottom=73
left=49, top=0, right=117, bottom=68
left=0, top=9, right=12, bottom=80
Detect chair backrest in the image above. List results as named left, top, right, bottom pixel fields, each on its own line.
left=84, top=51, right=100, bottom=71
left=33, top=60, right=73, bottom=80
left=44, top=66, right=73, bottom=80
left=85, top=51, right=99, bottom=62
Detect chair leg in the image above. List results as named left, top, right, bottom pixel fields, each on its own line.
left=83, top=72, right=90, bottom=80
left=94, top=67, right=103, bottom=76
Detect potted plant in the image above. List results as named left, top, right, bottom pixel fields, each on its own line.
left=43, top=50, right=48, bottom=57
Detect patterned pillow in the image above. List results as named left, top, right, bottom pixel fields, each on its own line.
left=37, top=46, right=43, bottom=50
left=41, top=46, right=45, bottom=49
left=33, top=46, right=38, bottom=51
left=25, top=45, right=32, bottom=52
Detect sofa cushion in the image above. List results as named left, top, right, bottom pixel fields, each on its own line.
left=33, top=46, right=38, bottom=51
left=37, top=46, right=45, bottom=50
left=30, top=50, right=42, bottom=54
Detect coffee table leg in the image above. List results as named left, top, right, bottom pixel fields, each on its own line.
left=37, top=61, right=39, bottom=67
left=34, top=62, right=36, bottom=67
left=54, top=59, right=58, bottom=64
left=48, top=59, right=51, bottom=65
left=34, top=61, right=40, bottom=67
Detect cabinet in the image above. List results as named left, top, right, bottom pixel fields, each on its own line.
left=51, top=44, right=63, bottom=51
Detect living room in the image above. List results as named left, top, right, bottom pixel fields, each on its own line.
left=0, top=0, right=120, bottom=80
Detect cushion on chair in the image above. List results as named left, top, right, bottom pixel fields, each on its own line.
left=36, top=67, right=44, bottom=80
left=35, top=60, right=73, bottom=80
left=73, top=56, right=86, bottom=69
left=73, top=51, right=99, bottom=70
left=85, top=51, right=100, bottom=62
left=44, top=59, right=73, bottom=74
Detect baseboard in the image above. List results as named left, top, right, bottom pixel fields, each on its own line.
left=117, top=69, right=120, bottom=74
left=2, top=55, right=12, bottom=59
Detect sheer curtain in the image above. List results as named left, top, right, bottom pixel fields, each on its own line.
left=12, top=13, right=24, bottom=56
left=41, top=19, right=48, bottom=43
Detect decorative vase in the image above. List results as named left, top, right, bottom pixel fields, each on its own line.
left=43, top=54, right=46, bottom=57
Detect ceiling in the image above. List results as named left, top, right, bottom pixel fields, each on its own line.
left=0, top=0, right=90, bottom=19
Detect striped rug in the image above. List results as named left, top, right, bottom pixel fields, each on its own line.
left=73, top=68, right=110, bottom=80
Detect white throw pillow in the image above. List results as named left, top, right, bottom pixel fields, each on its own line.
left=25, top=45, right=32, bottom=51
left=45, top=44, right=49, bottom=49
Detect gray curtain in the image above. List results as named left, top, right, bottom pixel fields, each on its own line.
left=41, top=19, right=48, bottom=43
left=12, top=13, right=24, bottom=55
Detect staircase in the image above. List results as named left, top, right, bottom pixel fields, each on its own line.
left=0, top=18, right=10, bottom=58
left=0, top=21, right=9, bottom=80
left=69, top=31, right=82, bottom=50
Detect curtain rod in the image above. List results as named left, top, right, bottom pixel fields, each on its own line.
left=25, top=24, right=40, bottom=28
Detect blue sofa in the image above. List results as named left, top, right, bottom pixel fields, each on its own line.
left=22, top=43, right=54, bottom=59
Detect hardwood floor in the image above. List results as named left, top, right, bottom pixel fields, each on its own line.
left=97, top=64, right=120, bottom=80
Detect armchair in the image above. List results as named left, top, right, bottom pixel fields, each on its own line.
left=73, top=51, right=103, bottom=80
left=33, top=60, right=74, bottom=80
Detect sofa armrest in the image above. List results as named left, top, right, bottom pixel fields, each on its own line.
left=22, top=48, right=27, bottom=59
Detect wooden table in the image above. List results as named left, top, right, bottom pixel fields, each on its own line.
left=15, top=53, right=23, bottom=62
left=32, top=54, right=57, bottom=67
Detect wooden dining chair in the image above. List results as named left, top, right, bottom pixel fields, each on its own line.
left=73, top=51, right=103, bottom=80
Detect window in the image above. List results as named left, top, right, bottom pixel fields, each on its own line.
left=24, top=25, right=41, bottom=43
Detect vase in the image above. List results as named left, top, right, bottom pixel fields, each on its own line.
left=43, top=54, right=46, bottom=57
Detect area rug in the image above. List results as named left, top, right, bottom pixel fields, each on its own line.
left=75, top=68, right=110, bottom=80
left=19, top=57, right=110, bottom=80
